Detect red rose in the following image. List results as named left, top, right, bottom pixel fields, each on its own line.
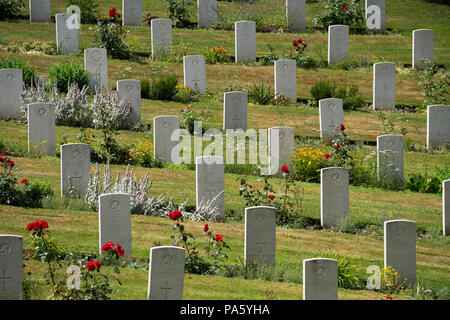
left=94, top=261, right=102, bottom=270
left=0, top=157, right=3, bottom=162
left=9, top=161, right=14, bottom=168
left=21, top=178, right=28, bottom=183
left=27, top=223, right=33, bottom=231
left=101, top=241, right=114, bottom=251
left=268, top=195, right=275, bottom=200
left=302, top=43, right=307, bottom=48
left=340, top=124, right=345, bottom=131
left=204, top=224, right=209, bottom=232
left=324, top=153, right=331, bottom=160
left=86, top=261, right=96, bottom=271
left=293, top=40, right=297, bottom=47
left=32, top=222, right=40, bottom=231
left=99, top=16, right=101, bottom=19
left=1, top=152, right=6, bottom=155
left=169, top=210, right=182, bottom=221
left=386, top=296, right=392, bottom=300
left=334, top=144, right=341, bottom=149
left=298, top=38, right=302, bottom=43
left=215, top=234, right=223, bottom=242
left=117, top=13, right=121, bottom=18
left=116, top=243, right=124, bottom=257
left=39, top=220, right=49, bottom=229
left=281, top=165, right=289, bottom=174
left=344, top=6, right=348, bottom=11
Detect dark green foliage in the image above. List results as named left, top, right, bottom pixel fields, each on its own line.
left=0, top=56, right=37, bottom=86
left=309, top=80, right=365, bottom=109
left=0, top=174, right=19, bottom=205
left=0, top=0, right=25, bottom=20
left=405, top=167, right=450, bottom=194
left=49, top=61, right=89, bottom=93
left=141, top=79, right=151, bottom=99
left=148, top=74, right=178, bottom=100
left=22, top=181, right=54, bottom=208
left=247, top=82, right=274, bottom=105
left=313, top=0, right=364, bottom=28
left=93, top=15, right=131, bottom=60
left=164, top=0, right=192, bottom=28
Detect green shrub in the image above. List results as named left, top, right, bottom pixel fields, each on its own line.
left=0, top=57, right=37, bottom=86
left=320, top=251, right=362, bottom=289
left=310, top=79, right=336, bottom=103
left=93, top=12, right=131, bottom=60
left=141, top=79, right=150, bottom=99
left=247, top=82, right=274, bottom=105
left=0, top=0, right=25, bottom=20
left=405, top=166, right=450, bottom=194
left=313, top=0, right=364, bottom=28
left=148, top=74, right=178, bottom=100
left=181, top=104, right=211, bottom=134
left=49, top=61, right=89, bottom=93
left=68, top=0, right=99, bottom=24
left=22, top=180, right=54, bottom=208
left=0, top=174, right=19, bottom=205
left=164, top=0, right=192, bottom=28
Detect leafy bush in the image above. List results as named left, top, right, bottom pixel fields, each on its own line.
left=313, top=0, right=364, bottom=28
left=127, top=140, right=164, bottom=168
left=50, top=61, right=89, bottom=93
left=22, top=180, right=53, bottom=208
left=148, top=74, right=178, bottom=100
left=0, top=0, right=25, bottom=20
left=247, top=82, right=274, bottom=105
left=310, top=79, right=336, bottom=103
left=0, top=173, right=19, bottom=205
left=164, top=0, right=192, bottom=28
left=418, top=59, right=449, bottom=108
left=0, top=56, right=37, bottom=86
left=405, top=166, right=450, bottom=194
left=68, top=0, right=99, bottom=24
left=320, top=251, right=362, bottom=289
left=181, top=104, right=211, bottom=134
left=93, top=9, right=131, bottom=60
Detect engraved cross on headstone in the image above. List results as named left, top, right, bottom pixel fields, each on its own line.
left=191, top=76, right=200, bottom=92
left=68, top=170, right=83, bottom=195
left=64, top=32, right=72, bottom=42
left=0, top=270, right=11, bottom=291
left=93, top=69, right=101, bottom=86
left=160, top=280, right=172, bottom=299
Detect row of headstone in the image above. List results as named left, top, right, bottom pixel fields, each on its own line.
left=0, top=215, right=417, bottom=300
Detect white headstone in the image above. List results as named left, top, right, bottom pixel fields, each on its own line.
left=117, top=79, right=141, bottom=127
left=373, top=62, right=396, bottom=110
left=60, top=143, right=90, bottom=198
left=235, top=21, right=256, bottom=63
left=151, top=18, right=172, bottom=60
left=427, top=105, right=450, bottom=150
left=99, top=193, right=132, bottom=258
left=197, top=0, right=217, bottom=28
left=328, top=25, right=349, bottom=65
left=321, top=167, right=349, bottom=227
left=286, top=0, right=306, bottom=32
left=319, top=98, right=344, bottom=140
left=183, top=55, right=206, bottom=93
left=245, top=206, right=276, bottom=266
left=196, top=156, right=225, bottom=220
left=268, top=126, right=294, bottom=177
left=444, top=180, right=450, bottom=236
left=365, top=0, right=385, bottom=33
left=56, top=13, right=79, bottom=55
left=29, top=0, right=51, bottom=23
left=0, top=69, right=23, bottom=120
left=384, top=220, right=416, bottom=286
left=27, top=103, right=56, bottom=156
left=377, top=134, right=403, bottom=185
left=303, top=258, right=338, bottom=300
left=153, top=116, right=180, bottom=162
left=223, top=91, right=248, bottom=131
left=274, top=59, right=297, bottom=102
left=84, top=48, right=108, bottom=91
left=412, top=29, right=434, bottom=70
left=0, top=235, right=22, bottom=300
left=122, top=0, right=143, bottom=26
left=148, top=246, right=185, bottom=300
